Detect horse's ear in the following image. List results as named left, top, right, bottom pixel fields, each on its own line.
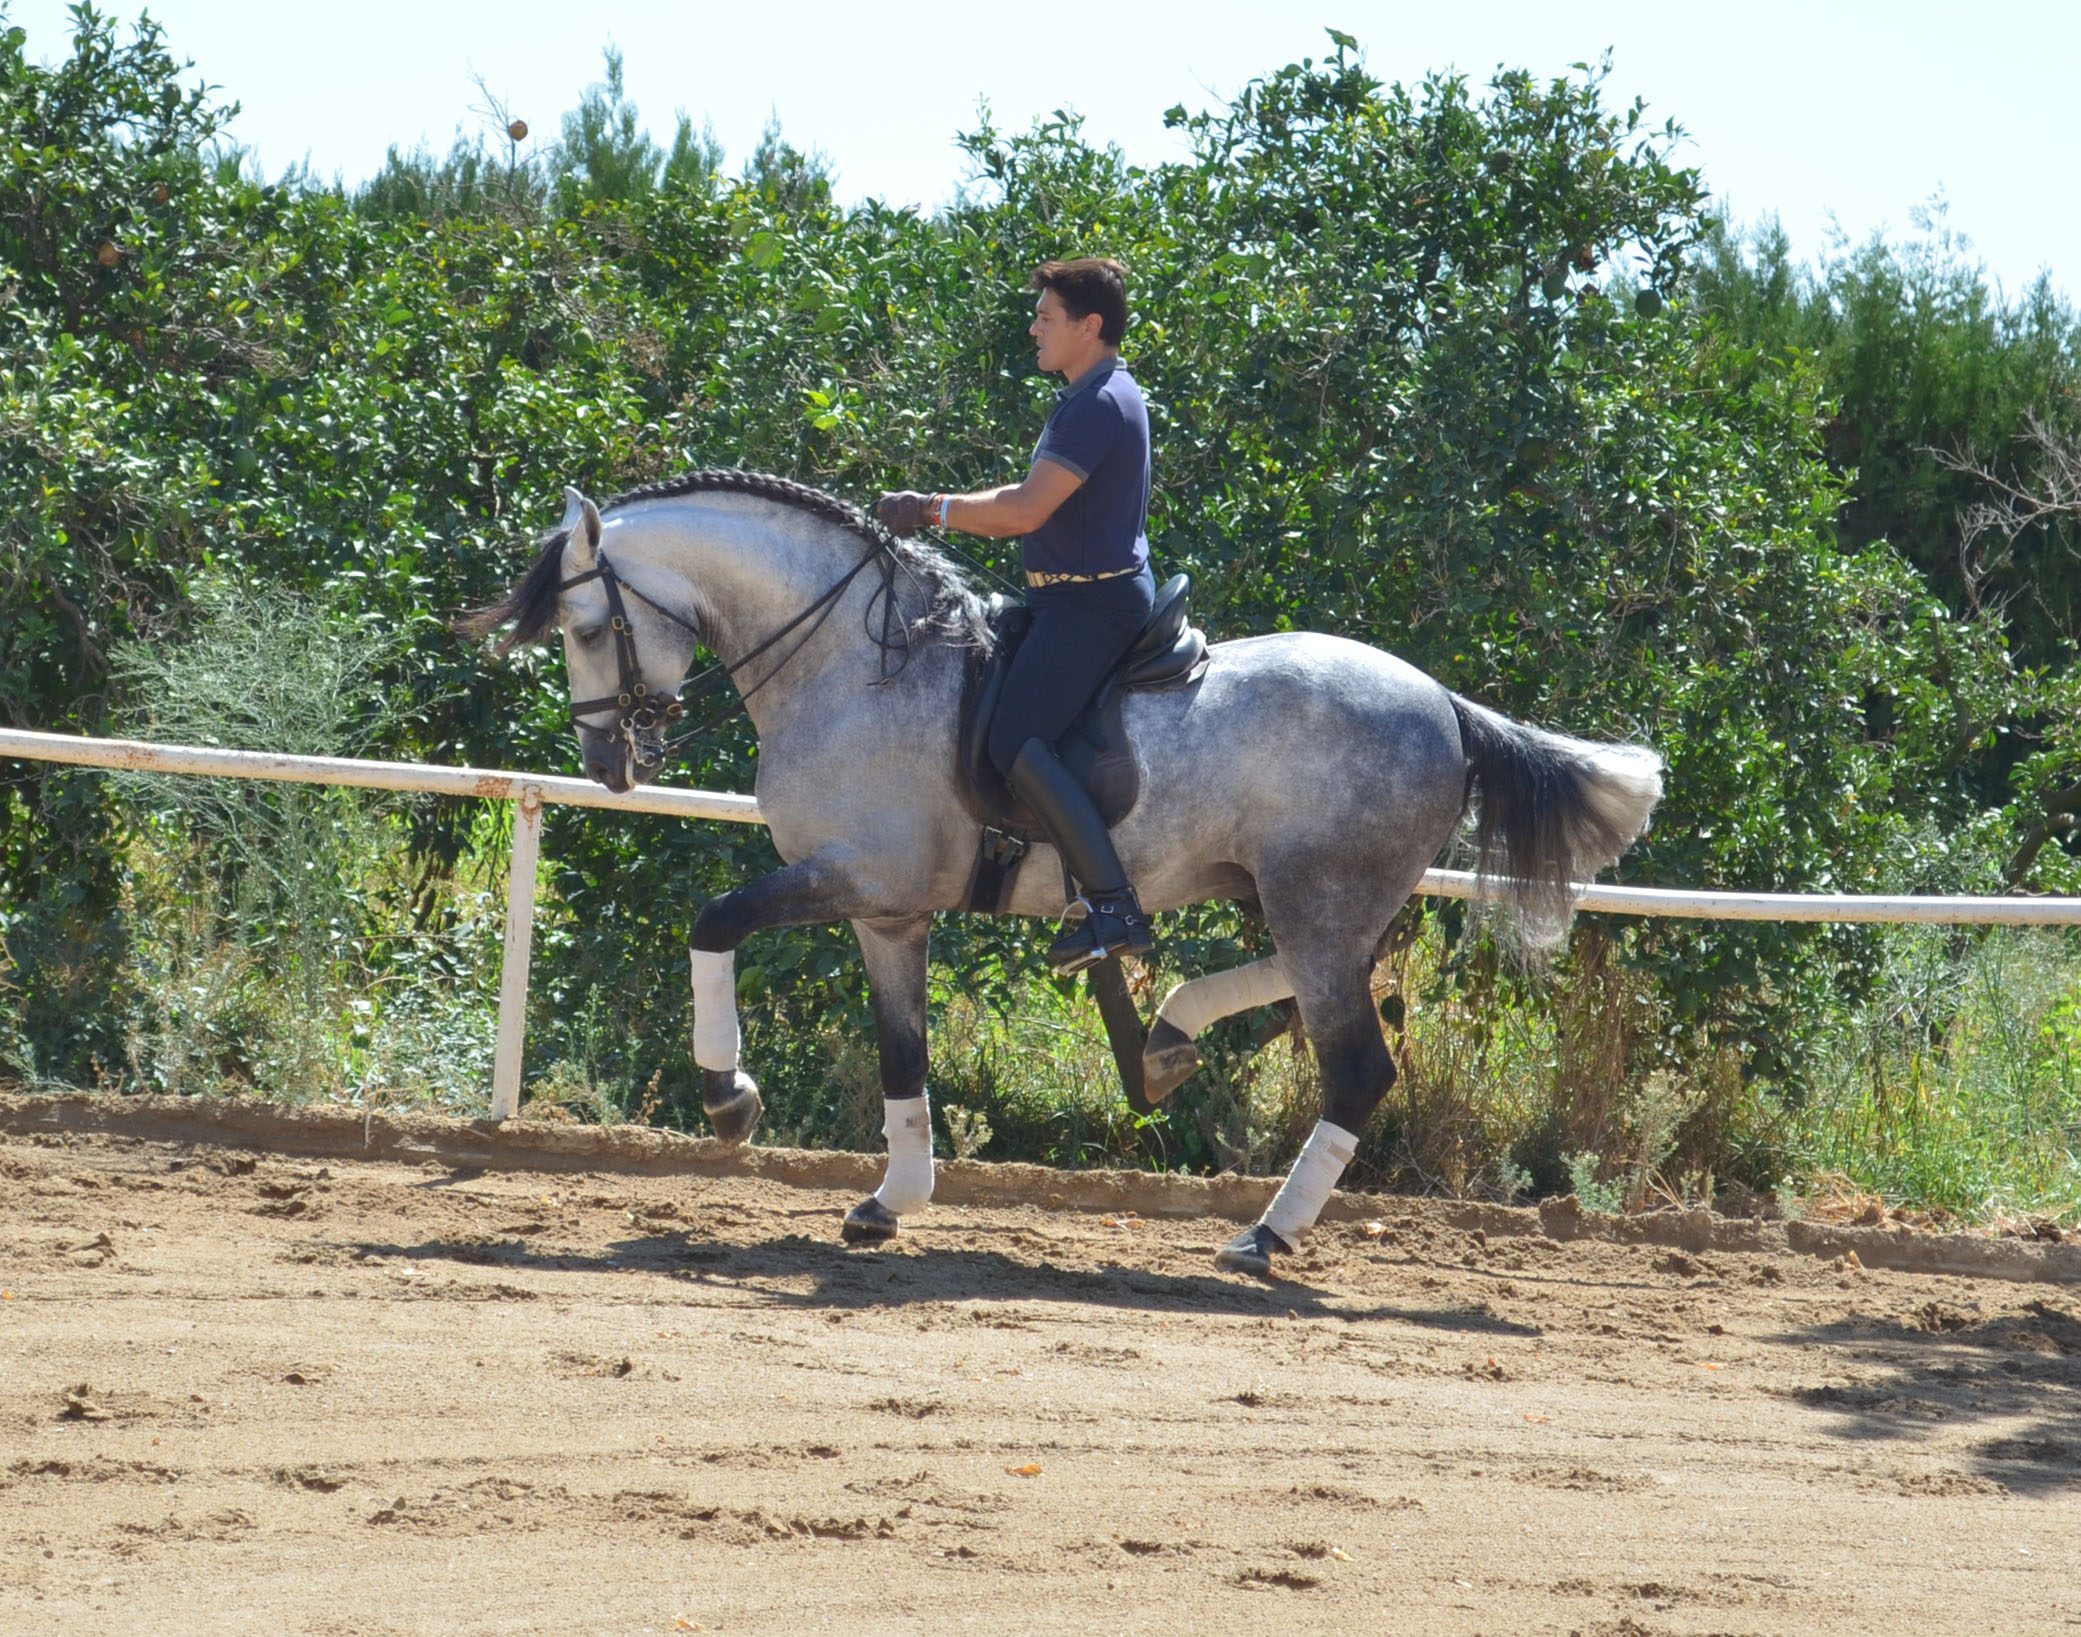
left=561, top=486, right=602, bottom=570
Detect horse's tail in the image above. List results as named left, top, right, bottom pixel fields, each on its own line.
left=1447, top=694, right=1663, bottom=950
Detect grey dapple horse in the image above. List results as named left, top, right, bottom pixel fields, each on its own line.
left=466, top=470, right=1662, bottom=1276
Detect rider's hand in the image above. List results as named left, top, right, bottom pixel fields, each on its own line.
left=876, top=491, right=932, bottom=534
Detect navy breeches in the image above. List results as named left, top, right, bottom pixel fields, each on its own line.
left=986, top=566, right=1156, bottom=778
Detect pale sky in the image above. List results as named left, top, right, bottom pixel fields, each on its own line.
left=10, top=0, right=2078, bottom=300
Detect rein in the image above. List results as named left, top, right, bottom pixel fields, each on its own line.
left=560, top=537, right=904, bottom=771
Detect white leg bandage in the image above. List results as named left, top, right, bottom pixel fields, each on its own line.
left=1262, top=1119, right=1359, bottom=1247
left=873, top=1093, right=935, bottom=1216
left=688, top=948, right=740, bottom=1072
left=1154, top=955, right=1293, bottom=1040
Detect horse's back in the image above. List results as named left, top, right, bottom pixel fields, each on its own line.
left=1137, top=629, right=1461, bottom=769
left=1206, top=629, right=1453, bottom=713
left=1120, top=629, right=1467, bottom=878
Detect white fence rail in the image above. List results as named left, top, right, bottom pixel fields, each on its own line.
left=0, top=726, right=758, bottom=823
left=1419, top=868, right=2081, bottom=927
left=7, top=724, right=2081, bottom=1119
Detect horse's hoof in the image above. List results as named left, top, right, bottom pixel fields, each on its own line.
left=841, top=1195, right=900, bottom=1245
left=1213, top=1222, right=1294, bottom=1279
left=1140, top=1019, right=1201, bottom=1105
left=702, top=1069, right=763, bottom=1146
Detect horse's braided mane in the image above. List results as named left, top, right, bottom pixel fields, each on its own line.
left=603, top=467, right=883, bottom=539
left=460, top=468, right=993, bottom=658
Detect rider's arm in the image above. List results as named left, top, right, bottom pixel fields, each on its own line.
left=937, top=457, right=1082, bottom=538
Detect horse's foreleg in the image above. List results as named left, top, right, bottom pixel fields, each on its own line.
left=686, top=946, right=762, bottom=1144
left=1142, top=955, right=1294, bottom=1103
left=839, top=914, right=933, bottom=1246
left=686, top=856, right=900, bottom=1147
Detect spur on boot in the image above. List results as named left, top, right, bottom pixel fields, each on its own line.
left=1047, top=888, right=1152, bottom=974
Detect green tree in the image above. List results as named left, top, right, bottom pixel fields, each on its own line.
left=741, top=115, right=833, bottom=215
left=662, top=113, right=724, bottom=198
left=551, top=47, right=664, bottom=209
left=1695, top=204, right=2081, bottom=664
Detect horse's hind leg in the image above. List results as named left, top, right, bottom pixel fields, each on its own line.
left=1143, top=955, right=1294, bottom=1103
left=840, top=914, right=934, bottom=1245
left=1214, top=910, right=1401, bottom=1279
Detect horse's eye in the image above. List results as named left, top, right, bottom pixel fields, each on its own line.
left=571, top=624, right=606, bottom=647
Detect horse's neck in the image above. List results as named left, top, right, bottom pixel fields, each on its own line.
left=631, top=499, right=912, bottom=731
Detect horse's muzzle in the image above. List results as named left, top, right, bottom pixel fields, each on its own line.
left=579, top=727, right=633, bottom=793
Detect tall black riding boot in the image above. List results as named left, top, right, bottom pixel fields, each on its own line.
left=1008, top=737, right=1155, bottom=975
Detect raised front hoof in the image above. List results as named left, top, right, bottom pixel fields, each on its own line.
left=701, top=1069, right=764, bottom=1146
left=1140, top=1020, right=1201, bottom=1106
left=1213, top=1222, right=1295, bottom=1279
left=840, top=1195, right=901, bottom=1245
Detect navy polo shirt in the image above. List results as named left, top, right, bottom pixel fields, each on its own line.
left=1024, top=357, right=1151, bottom=579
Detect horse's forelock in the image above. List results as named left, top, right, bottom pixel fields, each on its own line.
left=457, top=528, right=571, bottom=655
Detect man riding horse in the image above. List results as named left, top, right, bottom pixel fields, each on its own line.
left=877, top=257, right=1156, bottom=976
left=469, top=251, right=1662, bottom=1274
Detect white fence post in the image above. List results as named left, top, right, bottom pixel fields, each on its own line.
left=489, top=785, right=544, bottom=1121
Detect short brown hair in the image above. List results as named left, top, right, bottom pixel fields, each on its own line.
left=1029, top=257, right=1128, bottom=346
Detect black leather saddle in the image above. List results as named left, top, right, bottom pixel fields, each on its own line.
left=956, top=573, right=1208, bottom=911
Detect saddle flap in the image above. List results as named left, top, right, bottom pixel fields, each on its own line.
left=959, top=599, right=1032, bottom=808
left=955, top=574, right=1204, bottom=842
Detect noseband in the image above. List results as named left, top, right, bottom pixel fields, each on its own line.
left=558, top=537, right=902, bottom=771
